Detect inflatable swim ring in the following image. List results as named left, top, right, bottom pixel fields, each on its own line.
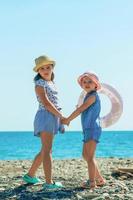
left=77, top=83, right=123, bottom=128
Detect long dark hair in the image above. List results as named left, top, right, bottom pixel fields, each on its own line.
left=34, top=72, right=55, bottom=82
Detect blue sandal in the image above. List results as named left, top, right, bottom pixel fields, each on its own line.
left=23, top=174, right=41, bottom=184
left=43, top=181, right=63, bottom=189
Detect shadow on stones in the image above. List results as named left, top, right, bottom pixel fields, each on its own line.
left=0, top=183, right=84, bottom=200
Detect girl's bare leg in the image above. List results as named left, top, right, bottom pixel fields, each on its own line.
left=94, top=159, right=105, bottom=180
left=28, top=150, right=43, bottom=177
left=40, top=132, right=53, bottom=184
left=83, top=144, right=105, bottom=185
left=85, top=141, right=96, bottom=181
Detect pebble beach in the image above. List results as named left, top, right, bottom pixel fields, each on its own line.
left=0, top=158, right=133, bottom=200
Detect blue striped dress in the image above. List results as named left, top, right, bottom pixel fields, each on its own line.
left=34, top=78, right=63, bottom=137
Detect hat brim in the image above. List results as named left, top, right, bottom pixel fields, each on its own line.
left=33, top=60, right=55, bottom=72
left=78, top=74, right=101, bottom=90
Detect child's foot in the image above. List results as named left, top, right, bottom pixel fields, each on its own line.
left=43, top=181, right=63, bottom=190
left=96, top=177, right=106, bottom=186
left=23, top=174, right=41, bottom=184
left=82, top=180, right=97, bottom=190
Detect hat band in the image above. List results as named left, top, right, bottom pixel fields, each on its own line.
left=33, top=61, right=55, bottom=72
left=78, top=74, right=101, bottom=90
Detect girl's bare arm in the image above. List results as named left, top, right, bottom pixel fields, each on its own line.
left=67, top=95, right=96, bottom=122
left=35, top=86, right=63, bottom=118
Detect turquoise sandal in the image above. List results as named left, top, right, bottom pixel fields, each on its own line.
left=43, top=181, right=63, bottom=190
left=23, top=174, right=41, bottom=184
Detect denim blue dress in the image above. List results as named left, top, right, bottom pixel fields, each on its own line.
left=34, top=78, right=63, bottom=137
left=81, top=91, right=101, bottom=143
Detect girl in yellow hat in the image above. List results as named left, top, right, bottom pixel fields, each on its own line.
left=23, top=55, right=65, bottom=189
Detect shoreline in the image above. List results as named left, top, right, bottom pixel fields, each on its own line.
left=0, top=156, right=133, bottom=160
left=0, top=158, right=133, bottom=200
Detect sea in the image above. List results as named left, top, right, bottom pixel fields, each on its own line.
left=0, top=131, right=133, bottom=160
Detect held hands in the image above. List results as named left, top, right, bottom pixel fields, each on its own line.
left=61, top=117, right=70, bottom=126
left=59, top=123, right=65, bottom=134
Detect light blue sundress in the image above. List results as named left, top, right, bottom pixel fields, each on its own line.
left=34, top=78, right=63, bottom=137
left=81, top=91, right=102, bottom=143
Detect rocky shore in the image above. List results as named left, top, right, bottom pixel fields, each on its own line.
left=0, top=158, right=133, bottom=200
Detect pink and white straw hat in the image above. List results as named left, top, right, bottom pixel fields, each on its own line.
left=77, top=72, right=101, bottom=90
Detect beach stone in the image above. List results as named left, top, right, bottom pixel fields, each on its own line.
left=105, top=176, right=112, bottom=180
left=102, top=193, right=110, bottom=199
left=81, top=193, right=100, bottom=199
left=108, top=189, right=116, bottom=194
left=75, top=194, right=84, bottom=199
left=1, top=176, right=7, bottom=179
left=121, top=175, right=128, bottom=180
left=93, top=196, right=105, bottom=200
left=12, top=195, right=17, bottom=198
left=112, top=194, right=125, bottom=199
left=0, top=187, right=5, bottom=191
left=0, top=184, right=8, bottom=187
left=124, top=194, right=133, bottom=199
left=115, top=188, right=121, bottom=192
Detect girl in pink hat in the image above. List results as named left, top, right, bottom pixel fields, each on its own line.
left=62, top=72, right=106, bottom=190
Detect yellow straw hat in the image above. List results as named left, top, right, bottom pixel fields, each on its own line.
left=33, top=55, right=56, bottom=72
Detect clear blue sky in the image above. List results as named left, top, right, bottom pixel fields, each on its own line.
left=0, top=0, right=133, bottom=131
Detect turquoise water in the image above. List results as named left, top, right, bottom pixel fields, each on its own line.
left=0, top=131, right=133, bottom=160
